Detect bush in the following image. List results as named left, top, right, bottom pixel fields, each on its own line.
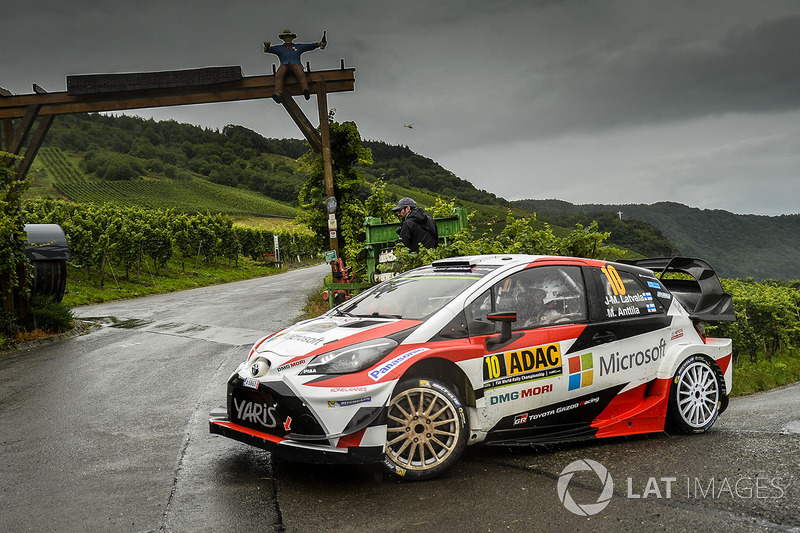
left=30, top=294, right=74, bottom=333
left=0, top=310, right=20, bottom=340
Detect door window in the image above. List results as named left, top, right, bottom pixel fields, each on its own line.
left=466, top=265, right=587, bottom=333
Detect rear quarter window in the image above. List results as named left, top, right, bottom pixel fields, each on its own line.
left=594, top=264, right=665, bottom=320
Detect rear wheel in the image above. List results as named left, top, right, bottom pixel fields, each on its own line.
left=667, top=355, right=722, bottom=434
left=383, top=379, right=468, bottom=481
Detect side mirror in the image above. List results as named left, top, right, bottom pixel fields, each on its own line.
left=487, top=312, right=517, bottom=346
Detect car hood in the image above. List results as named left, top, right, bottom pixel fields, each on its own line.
left=250, top=315, right=419, bottom=365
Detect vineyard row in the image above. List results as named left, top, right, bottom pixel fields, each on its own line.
left=22, top=199, right=322, bottom=282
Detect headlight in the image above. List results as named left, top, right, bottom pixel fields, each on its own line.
left=300, top=338, right=399, bottom=375
left=247, top=356, right=270, bottom=378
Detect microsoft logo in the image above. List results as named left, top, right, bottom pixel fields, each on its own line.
left=568, top=353, right=593, bottom=390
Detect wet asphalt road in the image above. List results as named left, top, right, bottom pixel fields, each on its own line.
left=1, top=263, right=799, bottom=533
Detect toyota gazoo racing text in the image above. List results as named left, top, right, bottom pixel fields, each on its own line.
left=210, top=255, right=735, bottom=480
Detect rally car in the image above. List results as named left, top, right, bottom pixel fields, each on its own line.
left=210, top=255, right=735, bottom=480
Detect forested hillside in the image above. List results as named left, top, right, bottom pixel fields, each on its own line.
left=360, top=141, right=508, bottom=207
left=36, top=113, right=506, bottom=210
left=531, top=209, right=678, bottom=258
left=514, top=199, right=800, bottom=280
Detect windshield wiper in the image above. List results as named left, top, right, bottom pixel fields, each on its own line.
left=354, top=312, right=403, bottom=319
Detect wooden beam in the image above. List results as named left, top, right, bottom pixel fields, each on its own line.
left=15, top=86, right=54, bottom=181
left=16, top=114, right=54, bottom=181
left=0, top=68, right=355, bottom=119
left=280, top=96, right=323, bottom=153
left=2, top=119, right=13, bottom=151
left=8, top=105, right=41, bottom=155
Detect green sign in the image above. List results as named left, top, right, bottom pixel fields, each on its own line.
left=324, top=250, right=337, bottom=263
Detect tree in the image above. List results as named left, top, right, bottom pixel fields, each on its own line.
left=1, top=152, right=32, bottom=333
left=296, top=115, right=373, bottom=267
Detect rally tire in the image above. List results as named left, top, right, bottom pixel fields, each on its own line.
left=383, top=378, right=468, bottom=481
left=667, top=355, right=722, bottom=434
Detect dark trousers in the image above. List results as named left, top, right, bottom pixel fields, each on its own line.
left=275, top=64, right=308, bottom=94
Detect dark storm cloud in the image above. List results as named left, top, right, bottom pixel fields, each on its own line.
left=3, top=0, right=800, bottom=215
left=516, top=14, right=800, bottom=136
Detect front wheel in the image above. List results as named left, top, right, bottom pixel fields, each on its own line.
left=667, top=355, right=722, bottom=434
left=383, top=379, right=468, bottom=481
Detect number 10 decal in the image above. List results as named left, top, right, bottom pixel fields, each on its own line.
left=601, top=264, right=626, bottom=296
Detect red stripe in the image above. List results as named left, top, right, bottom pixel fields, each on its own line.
left=210, top=420, right=286, bottom=444
left=716, top=352, right=732, bottom=375
left=591, top=379, right=670, bottom=437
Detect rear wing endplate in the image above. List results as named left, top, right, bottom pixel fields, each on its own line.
left=621, top=257, right=736, bottom=322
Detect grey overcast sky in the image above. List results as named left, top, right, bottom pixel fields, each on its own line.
left=3, top=0, right=800, bottom=215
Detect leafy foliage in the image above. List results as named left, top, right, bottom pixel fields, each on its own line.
left=389, top=199, right=626, bottom=273
left=22, top=200, right=322, bottom=286
left=30, top=294, right=74, bottom=332
left=709, top=279, right=800, bottom=364
left=0, top=151, right=32, bottom=337
left=296, top=115, right=373, bottom=268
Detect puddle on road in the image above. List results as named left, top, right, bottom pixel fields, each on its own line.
left=150, top=321, right=211, bottom=334
left=84, top=317, right=210, bottom=335
left=82, top=317, right=154, bottom=329
left=79, top=316, right=252, bottom=346
left=780, top=421, right=800, bottom=435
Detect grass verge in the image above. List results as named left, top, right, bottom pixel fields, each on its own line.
left=731, top=350, right=800, bottom=396
left=63, top=256, right=320, bottom=308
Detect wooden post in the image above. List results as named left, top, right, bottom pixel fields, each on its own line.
left=317, top=80, right=338, bottom=259
left=2, top=119, right=14, bottom=151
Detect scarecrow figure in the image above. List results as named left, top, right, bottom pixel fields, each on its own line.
left=264, top=29, right=327, bottom=101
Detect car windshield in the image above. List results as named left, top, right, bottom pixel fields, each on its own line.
left=337, top=273, right=483, bottom=320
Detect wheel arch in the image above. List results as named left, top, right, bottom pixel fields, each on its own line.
left=399, top=356, right=476, bottom=408
left=658, top=345, right=731, bottom=400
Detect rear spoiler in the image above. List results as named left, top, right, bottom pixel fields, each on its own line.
left=620, top=257, right=736, bottom=322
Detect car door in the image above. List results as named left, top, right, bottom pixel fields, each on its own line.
left=577, top=263, right=671, bottom=394
left=466, top=264, right=590, bottom=442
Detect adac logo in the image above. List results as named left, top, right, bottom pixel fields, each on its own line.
left=567, top=353, right=593, bottom=390
left=483, top=342, right=563, bottom=389
left=557, top=459, right=614, bottom=516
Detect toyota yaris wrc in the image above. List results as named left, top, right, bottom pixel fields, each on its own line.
left=210, top=255, right=735, bottom=480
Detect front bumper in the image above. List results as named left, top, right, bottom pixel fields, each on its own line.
left=209, top=408, right=384, bottom=464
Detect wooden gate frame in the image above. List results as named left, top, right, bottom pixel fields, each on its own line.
left=0, top=61, right=355, bottom=321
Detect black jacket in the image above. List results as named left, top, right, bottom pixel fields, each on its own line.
left=397, top=207, right=438, bottom=252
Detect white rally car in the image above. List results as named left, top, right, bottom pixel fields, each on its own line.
left=210, top=255, right=735, bottom=480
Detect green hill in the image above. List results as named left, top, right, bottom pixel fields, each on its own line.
left=514, top=199, right=800, bottom=280
left=28, top=113, right=527, bottom=229
left=25, top=113, right=676, bottom=266
left=33, top=146, right=296, bottom=217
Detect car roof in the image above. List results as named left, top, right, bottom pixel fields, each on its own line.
left=429, top=254, right=605, bottom=269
